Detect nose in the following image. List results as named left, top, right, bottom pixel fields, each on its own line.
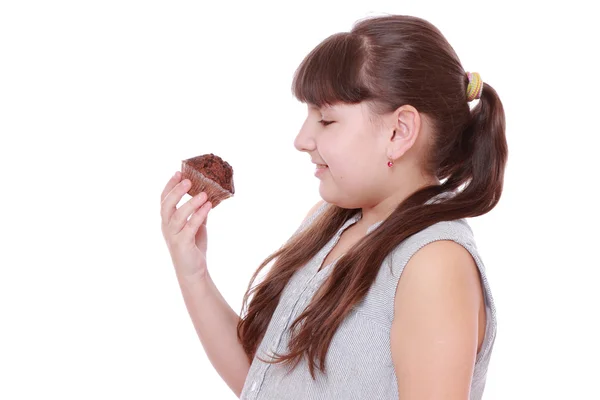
left=293, top=119, right=316, bottom=154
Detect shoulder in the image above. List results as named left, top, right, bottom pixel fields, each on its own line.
left=387, top=219, right=478, bottom=277
left=290, top=199, right=328, bottom=239
left=388, top=219, right=484, bottom=330
left=415, top=219, right=475, bottom=245
left=301, top=199, right=327, bottom=225
left=396, top=239, right=480, bottom=296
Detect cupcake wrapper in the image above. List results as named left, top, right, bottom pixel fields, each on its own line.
left=181, top=162, right=233, bottom=208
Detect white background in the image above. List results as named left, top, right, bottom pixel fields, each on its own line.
left=1, top=1, right=598, bottom=399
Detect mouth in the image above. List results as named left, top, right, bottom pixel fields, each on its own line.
left=314, top=163, right=329, bottom=177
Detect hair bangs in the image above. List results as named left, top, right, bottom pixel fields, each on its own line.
left=291, top=32, right=373, bottom=108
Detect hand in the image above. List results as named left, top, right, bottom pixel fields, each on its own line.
left=160, top=171, right=212, bottom=280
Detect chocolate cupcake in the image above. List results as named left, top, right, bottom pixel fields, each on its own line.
left=181, top=153, right=235, bottom=208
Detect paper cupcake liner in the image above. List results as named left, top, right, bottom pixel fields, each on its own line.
left=181, top=162, right=233, bottom=208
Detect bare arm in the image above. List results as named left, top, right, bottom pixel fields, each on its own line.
left=176, top=200, right=325, bottom=398
left=391, top=240, right=483, bottom=399
left=177, top=272, right=250, bottom=398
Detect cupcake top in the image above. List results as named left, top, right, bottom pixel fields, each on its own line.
left=182, top=153, right=235, bottom=194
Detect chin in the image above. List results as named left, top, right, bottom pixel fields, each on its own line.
left=318, top=187, right=361, bottom=210
left=318, top=185, right=339, bottom=205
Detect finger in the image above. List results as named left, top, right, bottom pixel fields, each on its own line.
left=169, top=192, right=208, bottom=234
left=161, top=171, right=182, bottom=204
left=160, top=178, right=192, bottom=224
left=195, top=213, right=208, bottom=244
left=180, top=201, right=212, bottom=244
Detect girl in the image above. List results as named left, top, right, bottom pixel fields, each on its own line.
left=160, top=14, right=507, bottom=400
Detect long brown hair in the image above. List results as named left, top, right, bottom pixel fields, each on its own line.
left=237, top=14, right=508, bottom=380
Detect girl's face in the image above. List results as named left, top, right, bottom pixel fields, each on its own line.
left=294, top=102, right=393, bottom=209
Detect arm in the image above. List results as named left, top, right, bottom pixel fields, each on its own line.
left=177, top=272, right=250, bottom=398
left=390, top=240, right=484, bottom=399
left=176, top=199, right=326, bottom=398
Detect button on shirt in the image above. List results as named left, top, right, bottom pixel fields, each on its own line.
left=240, top=201, right=496, bottom=400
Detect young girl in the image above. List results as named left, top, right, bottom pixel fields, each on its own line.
left=160, top=14, right=507, bottom=400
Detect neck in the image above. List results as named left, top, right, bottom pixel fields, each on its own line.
left=359, top=175, right=441, bottom=228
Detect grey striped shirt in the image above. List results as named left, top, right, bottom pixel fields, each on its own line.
left=240, top=201, right=496, bottom=399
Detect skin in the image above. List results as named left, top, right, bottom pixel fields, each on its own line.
left=294, top=102, right=440, bottom=228
left=294, top=101, right=485, bottom=399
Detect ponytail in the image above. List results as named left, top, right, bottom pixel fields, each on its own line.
left=440, top=82, right=508, bottom=216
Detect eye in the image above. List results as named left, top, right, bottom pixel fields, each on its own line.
left=318, top=120, right=334, bottom=126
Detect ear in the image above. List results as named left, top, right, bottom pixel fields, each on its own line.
left=388, top=105, right=421, bottom=160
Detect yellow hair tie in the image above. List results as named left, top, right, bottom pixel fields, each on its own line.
left=466, top=71, right=483, bottom=102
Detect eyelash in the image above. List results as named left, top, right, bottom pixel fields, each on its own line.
left=318, top=120, right=334, bottom=126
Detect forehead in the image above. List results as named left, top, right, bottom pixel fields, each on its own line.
left=307, top=103, right=338, bottom=112
left=307, top=102, right=370, bottom=119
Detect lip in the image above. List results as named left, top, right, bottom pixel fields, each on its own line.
left=314, top=164, right=329, bottom=177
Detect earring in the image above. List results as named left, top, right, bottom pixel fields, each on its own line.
left=388, top=130, right=396, bottom=167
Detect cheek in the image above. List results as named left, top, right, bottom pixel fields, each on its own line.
left=322, top=128, right=375, bottom=172
left=329, top=156, right=373, bottom=183
left=320, top=141, right=345, bottom=167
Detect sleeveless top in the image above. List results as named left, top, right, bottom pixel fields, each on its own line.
left=240, top=201, right=497, bottom=400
